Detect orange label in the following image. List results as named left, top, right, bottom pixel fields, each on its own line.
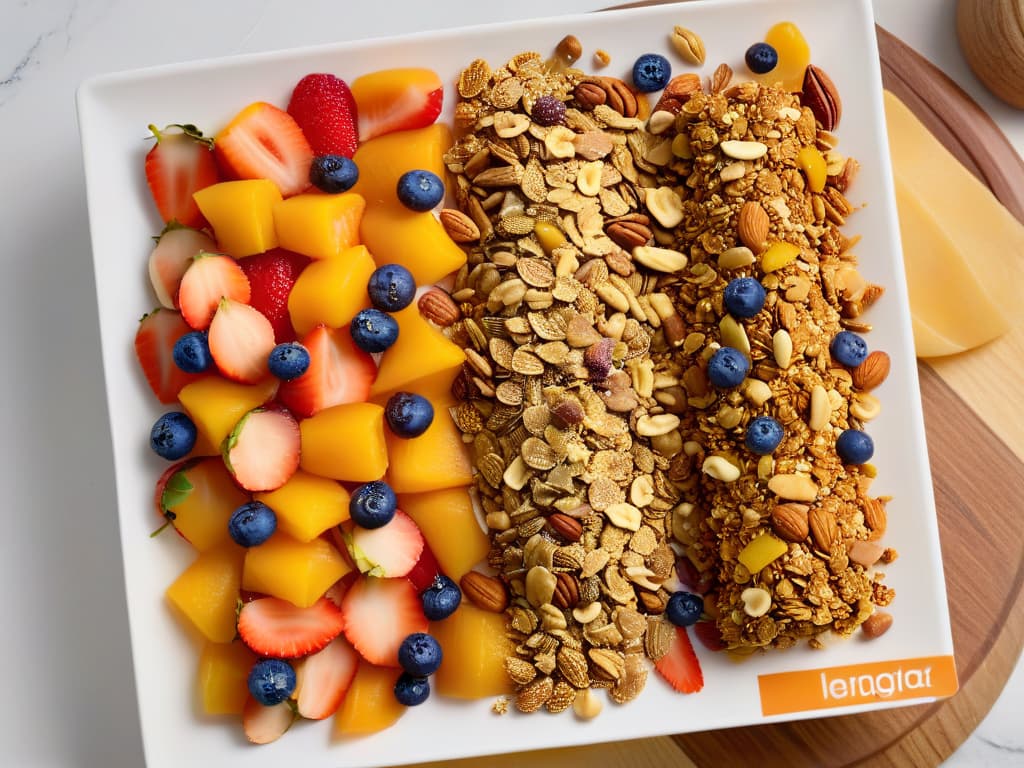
left=758, top=655, right=958, bottom=716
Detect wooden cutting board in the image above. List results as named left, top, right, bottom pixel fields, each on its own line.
left=409, top=25, right=1024, bottom=768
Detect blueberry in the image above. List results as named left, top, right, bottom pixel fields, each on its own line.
left=631, top=53, right=672, bottom=92
left=349, top=480, right=397, bottom=529
left=830, top=331, right=869, bottom=367
left=706, top=347, right=750, bottom=389
left=393, top=672, right=430, bottom=706
left=421, top=574, right=462, bottom=621
left=349, top=308, right=399, bottom=353
left=228, top=501, right=277, bottom=547
left=248, top=658, right=296, bottom=706
left=149, top=412, right=197, bottom=460
left=723, top=277, right=766, bottom=319
left=745, top=42, right=779, bottom=75
left=665, top=591, right=703, bottom=627
left=267, top=342, right=310, bottom=381
left=398, top=632, right=443, bottom=677
left=396, top=169, right=444, bottom=212
left=385, top=392, right=434, bottom=439
left=836, top=429, right=874, bottom=465
left=367, top=264, right=416, bottom=312
left=309, top=154, right=359, bottom=194
left=531, top=95, right=566, bottom=126
left=744, top=416, right=784, bottom=455
left=172, top=331, right=212, bottom=373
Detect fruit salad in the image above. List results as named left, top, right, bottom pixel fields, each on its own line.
left=133, top=18, right=895, bottom=747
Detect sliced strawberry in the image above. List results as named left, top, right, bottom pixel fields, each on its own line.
left=223, top=408, right=300, bottom=492
left=340, top=577, right=427, bottom=667
left=134, top=308, right=202, bottom=403
left=287, top=74, right=359, bottom=158
left=405, top=540, right=443, bottom=594
left=238, top=249, right=309, bottom=343
left=324, top=572, right=357, bottom=609
left=294, top=635, right=359, bottom=720
left=150, top=457, right=200, bottom=540
left=277, top=324, right=376, bottom=418
left=208, top=298, right=276, bottom=383
left=350, top=68, right=443, bottom=142
left=238, top=596, right=344, bottom=658
left=177, top=252, right=251, bottom=330
left=144, top=123, right=219, bottom=228
left=148, top=224, right=217, bottom=309
left=242, top=697, right=295, bottom=745
left=346, top=511, right=424, bottom=578
left=215, top=102, right=313, bottom=197
left=654, top=625, right=704, bottom=694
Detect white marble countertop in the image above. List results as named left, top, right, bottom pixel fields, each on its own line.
left=0, top=0, right=1019, bottom=765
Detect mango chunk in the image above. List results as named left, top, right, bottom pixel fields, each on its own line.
left=761, top=241, right=800, bottom=273
left=299, top=402, right=389, bottom=482
left=351, top=124, right=452, bottom=206
left=193, top=180, right=281, bottom=258
left=164, top=457, right=249, bottom=551
left=198, top=640, right=256, bottom=715
left=178, top=376, right=278, bottom=449
left=759, top=22, right=810, bottom=92
left=287, top=244, right=375, bottom=337
left=370, top=306, right=465, bottom=401
left=242, top=533, right=351, bottom=608
left=737, top=533, right=788, bottom=574
left=796, top=146, right=826, bottom=193
left=333, top=662, right=405, bottom=737
left=273, top=192, right=365, bottom=260
left=166, top=543, right=244, bottom=643
left=385, top=401, right=473, bottom=494
left=430, top=603, right=514, bottom=699
left=399, top=487, right=486, bottom=579
left=359, top=205, right=467, bottom=286
left=255, top=470, right=351, bottom=542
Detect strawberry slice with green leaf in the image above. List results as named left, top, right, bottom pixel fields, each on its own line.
left=144, top=123, right=218, bottom=228
left=148, top=223, right=217, bottom=309
left=350, top=68, right=443, bottom=142
left=134, top=308, right=202, bottom=403
left=177, top=252, right=251, bottom=331
left=238, top=596, right=345, bottom=658
left=223, top=408, right=300, bottom=492
left=654, top=625, right=704, bottom=694
left=215, top=102, right=313, bottom=197
left=344, top=511, right=424, bottom=578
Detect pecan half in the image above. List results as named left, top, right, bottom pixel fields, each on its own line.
left=802, top=64, right=842, bottom=131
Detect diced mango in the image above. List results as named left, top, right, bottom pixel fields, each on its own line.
left=242, top=533, right=351, bottom=608
left=796, top=146, right=827, bottom=193
left=299, top=402, right=389, bottom=482
left=759, top=21, right=810, bottom=92
left=333, top=662, right=405, bottom=737
left=350, top=68, right=443, bottom=141
left=198, top=641, right=256, bottom=715
left=359, top=205, right=467, bottom=286
left=761, top=241, right=801, bottom=273
left=430, top=603, right=514, bottom=699
left=164, top=458, right=249, bottom=551
left=370, top=306, right=465, bottom=401
left=193, top=180, right=281, bottom=258
left=166, top=543, right=245, bottom=643
left=178, top=376, right=278, bottom=449
left=351, top=124, right=452, bottom=206
left=398, top=487, right=487, bottom=579
left=255, top=470, right=351, bottom=542
left=386, top=402, right=473, bottom=494
left=287, top=245, right=375, bottom=337
left=737, top=533, right=788, bottom=574
left=273, top=192, right=365, bottom=261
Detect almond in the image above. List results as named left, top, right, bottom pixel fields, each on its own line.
left=547, top=511, right=584, bottom=542
left=770, top=503, right=810, bottom=542
left=802, top=64, right=842, bottom=131
left=417, top=288, right=461, bottom=327
left=552, top=572, right=580, bottom=608
left=460, top=571, right=509, bottom=612
left=862, top=496, right=888, bottom=540
left=662, top=73, right=702, bottom=101
left=861, top=610, right=893, bottom=639
left=852, top=350, right=891, bottom=391
left=737, top=200, right=770, bottom=253
left=439, top=208, right=480, bottom=243
left=808, top=506, right=839, bottom=553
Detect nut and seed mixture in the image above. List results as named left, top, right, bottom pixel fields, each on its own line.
left=435, top=40, right=895, bottom=714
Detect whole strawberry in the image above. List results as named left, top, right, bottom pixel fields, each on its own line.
left=238, top=249, right=310, bottom=343
left=288, top=73, right=359, bottom=158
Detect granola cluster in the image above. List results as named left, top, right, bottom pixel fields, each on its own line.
left=437, top=47, right=895, bottom=714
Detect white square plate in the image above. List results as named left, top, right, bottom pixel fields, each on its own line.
left=77, top=0, right=955, bottom=766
